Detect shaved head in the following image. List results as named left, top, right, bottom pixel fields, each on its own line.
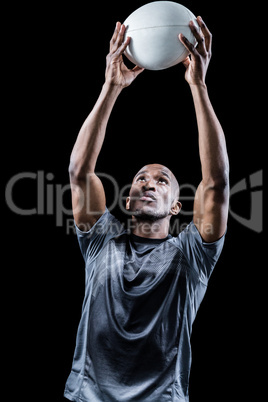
left=126, top=162, right=182, bottom=230
left=134, top=164, right=180, bottom=200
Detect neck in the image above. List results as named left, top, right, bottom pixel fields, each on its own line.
left=130, top=216, right=170, bottom=239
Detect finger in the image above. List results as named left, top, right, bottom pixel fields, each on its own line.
left=189, top=20, right=206, bottom=54
left=114, top=36, right=131, bottom=58
left=110, top=22, right=121, bottom=52
left=114, top=24, right=126, bottom=50
left=196, top=16, right=212, bottom=53
left=178, top=33, right=197, bottom=56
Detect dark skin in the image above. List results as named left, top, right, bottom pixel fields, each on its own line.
left=126, top=164, right=181, bottom=238
left=69, top=18, right=229, bottom=241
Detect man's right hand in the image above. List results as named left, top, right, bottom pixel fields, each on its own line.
left=105, top=22, right=144, bottom=88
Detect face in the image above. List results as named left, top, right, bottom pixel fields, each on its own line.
left=126, top=164, right=181, bottom=221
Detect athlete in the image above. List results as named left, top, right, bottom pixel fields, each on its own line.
left=64, top=17, right=229, bottom=402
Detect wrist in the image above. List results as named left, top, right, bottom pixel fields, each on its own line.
left=189, top=82, right=208, bottom=98
left=189, top=82, right=207, bottom=90
left=103, top=81, right=123, bottom=96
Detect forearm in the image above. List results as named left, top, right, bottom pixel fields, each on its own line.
left=69, top=82, right=122, bottom=176
left=190, top=84, right=229, bottom=187
left=69, top=22, right=143, bottom=179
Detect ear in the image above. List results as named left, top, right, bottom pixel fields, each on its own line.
left=126, top=196, right=130, bottom=210
left=170, top=200, right=182, bottom=216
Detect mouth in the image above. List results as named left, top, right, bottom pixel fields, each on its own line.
left=140, top=192, right=156, bottom=201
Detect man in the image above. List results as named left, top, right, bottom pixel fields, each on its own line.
left=64, top=17, right=229, bottom=402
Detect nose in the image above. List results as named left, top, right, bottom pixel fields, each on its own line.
left=143, top=179, right=156, bottom=191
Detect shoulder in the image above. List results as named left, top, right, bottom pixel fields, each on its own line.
left=168, top=220, right=226, bottom=282
left=75, top=208, right=126, bottom=261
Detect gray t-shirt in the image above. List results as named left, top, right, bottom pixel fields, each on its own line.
left=64, top=208, right=225, bottom=402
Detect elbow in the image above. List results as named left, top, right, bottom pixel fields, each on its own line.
left=68, top=152, right=96, bottom=181
left=68, top=160, right=77, bottom=178
left=68, top=159, right=89, bottom=181
left=204, top=169, right=230, bottom=192
left=68, top=147, right=97, bottom=180
left=68, top=156, right=78, bottom=176
left=214, top=170, right=229, bottom=190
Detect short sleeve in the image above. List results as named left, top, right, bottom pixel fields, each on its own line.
left=75, top=207, right=125, bottom=263
left=176, top=221, right=226, bottom=285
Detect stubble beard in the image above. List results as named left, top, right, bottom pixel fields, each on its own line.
left=133, top=208, right=169, bottom=222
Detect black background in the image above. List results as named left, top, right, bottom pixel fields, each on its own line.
left=4, top=1, right=264, bottom=401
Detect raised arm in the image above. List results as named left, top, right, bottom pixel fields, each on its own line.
left=179, top=17, right=229, bottom=242
left=69, top=22, right=144, bottom=231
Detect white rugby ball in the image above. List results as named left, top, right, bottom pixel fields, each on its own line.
left=123, top=1, right=198, bottom=70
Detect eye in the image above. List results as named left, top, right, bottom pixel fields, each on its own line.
left=158, top=177, right=168, bottom=184
left=136, top=176, right=146, bottom=182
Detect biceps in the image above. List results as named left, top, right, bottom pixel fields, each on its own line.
left=193, top=181, right=229, bottom=242
left=70, top=172, right=106, bottom=231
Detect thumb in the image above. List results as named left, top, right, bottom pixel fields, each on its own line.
left=182, top=57, right=190, bottom=68
left=132, top=65, right=145, bottom=78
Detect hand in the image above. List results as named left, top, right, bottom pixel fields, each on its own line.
left=179, top=16, right=212, bottom=86
left=105, top=22, right=144, bottom=88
